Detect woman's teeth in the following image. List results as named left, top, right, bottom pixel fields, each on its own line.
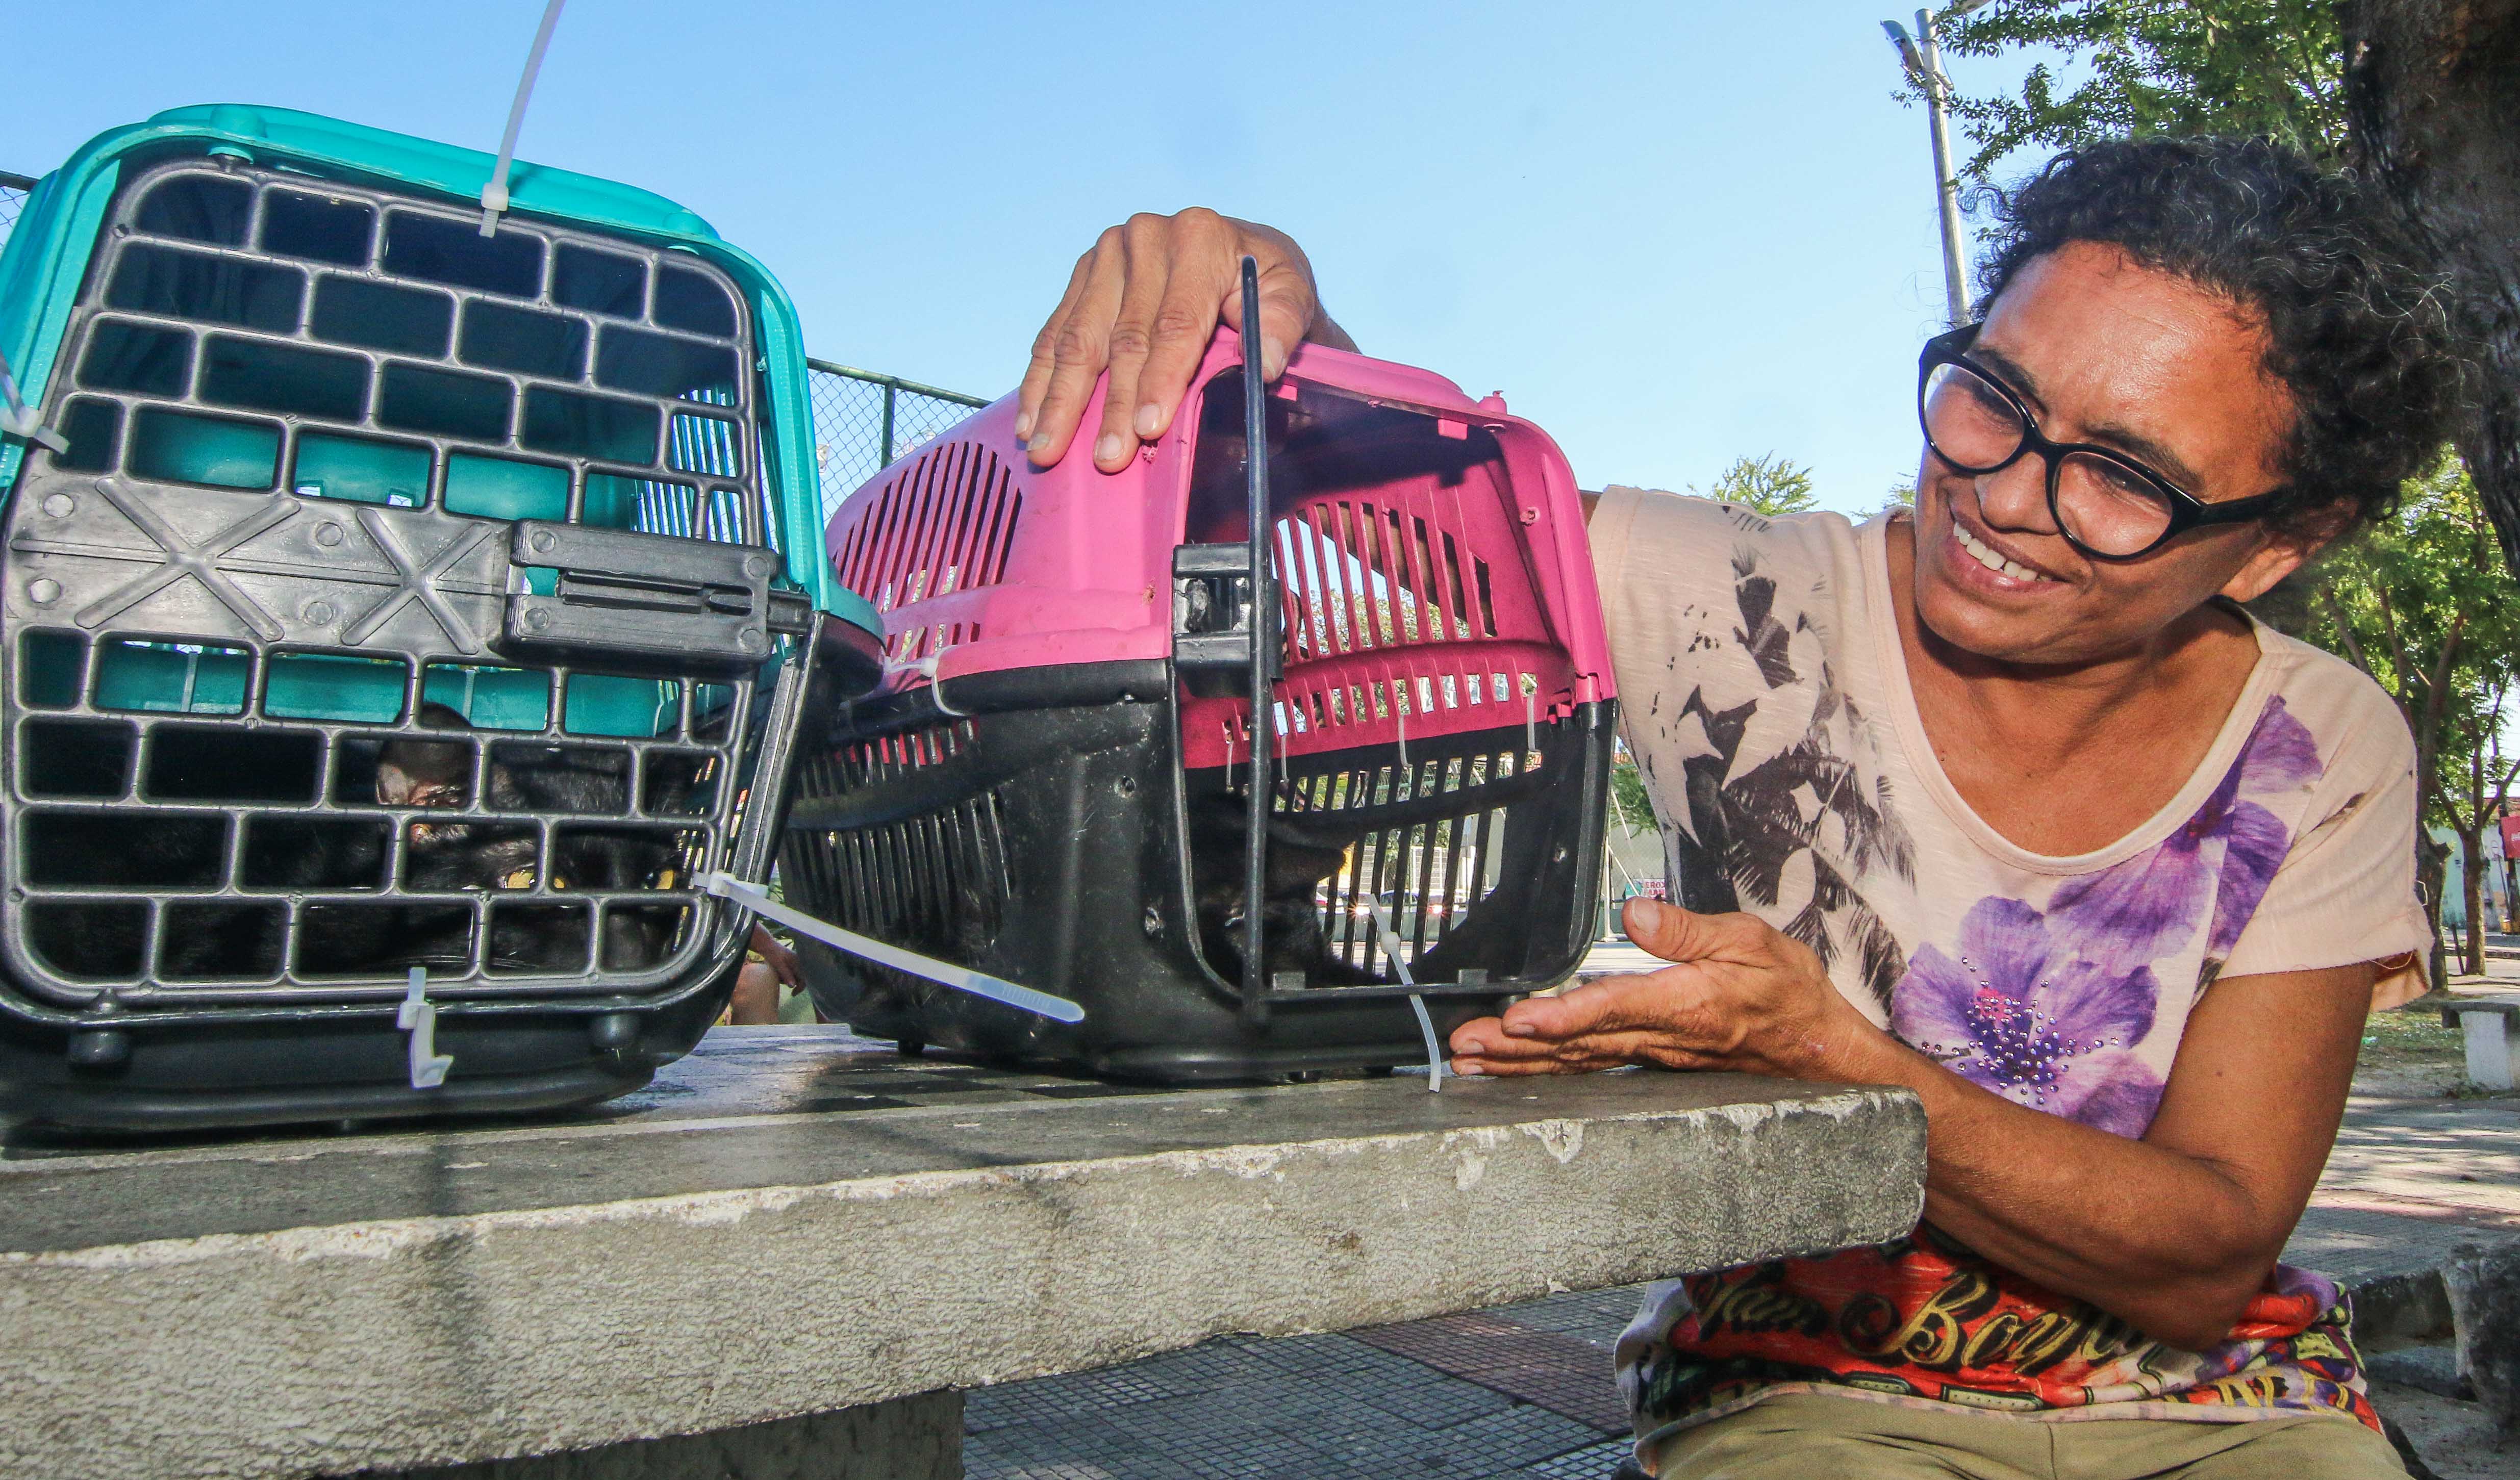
left=1955, top=524, right=2047, bottom=582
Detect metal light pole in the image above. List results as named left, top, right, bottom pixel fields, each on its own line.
left=1882, top=1, right=1993, bottom=325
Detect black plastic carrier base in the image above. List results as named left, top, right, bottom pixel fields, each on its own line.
left=0, top=136, right=878, bottom=1131
left=782, top=664, right=1618, bottom=1083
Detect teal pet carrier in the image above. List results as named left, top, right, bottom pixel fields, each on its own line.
left=0, top=106, right=882, bottom=1130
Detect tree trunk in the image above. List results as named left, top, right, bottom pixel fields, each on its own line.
left=2460, top=823, right=2488, bottom=975
left=2420, top=829, right=2451, bottom=991
left=2345, top=2, right=2520, bottom=568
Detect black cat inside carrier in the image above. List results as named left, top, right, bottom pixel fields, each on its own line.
left=0, top=108, right=879, bottom=1129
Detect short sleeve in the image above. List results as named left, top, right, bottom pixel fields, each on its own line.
left=1583, top=484, right=1658, bottom=658
left=2218, top=663, right=2431, bottom=1009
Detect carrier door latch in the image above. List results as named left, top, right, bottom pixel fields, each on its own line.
left=502, top=521, right=813, bottom=670
left=1172, top=543, right=1277, bottom=673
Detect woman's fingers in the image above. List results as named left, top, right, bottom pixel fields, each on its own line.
left=1621, top=898, right=1777, bottom=966
left=1129, top=211, right=1244, bottom=443
left=1501, top=972, right=1702, bottom=1041
left=1016, top=247, right=1095, bottom=446
left=1451, top=1053, right=1612, bottom=1077
left=1090, top=216, right=1179, bottom=471
left=1448, top=1015, right=1503, bottom=1054
left=1023, top=228, right=1129, bottom=468
left=1215, top=225, right=1320, bottom=384
left=1017, top=211, right=1324, bottom=471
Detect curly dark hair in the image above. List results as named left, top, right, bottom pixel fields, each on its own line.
left=1978, top=135, right=2464, bottom=542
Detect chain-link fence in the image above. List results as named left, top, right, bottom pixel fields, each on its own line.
left=805, top=359, right=989, bottom=520
left=0, top=170, right=33, bottom=261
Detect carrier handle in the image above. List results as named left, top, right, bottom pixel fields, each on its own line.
left=1238, top=257, right=1275, bottom=1026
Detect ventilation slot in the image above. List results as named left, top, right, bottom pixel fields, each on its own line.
left=134, top=174, right=252, bottom=245
left=297, top=902, right=475, bottom=977
left=143, top=725, right=320, bottom=804
left=490, top=903, right=592, bottom=975
left=24, top=812, right=226, bottom=887
left=106, top=246, right=304, bottom=333
left=641, top=750, right=718, bottom=815
left=337, top=732, right=476, bottom=808
left=20, top=719, right=136, bottom=798
left=260, top=190, right=373, bottom=267
left=600, top=901, right=689, bottom=971
left=159, top=902, right=287, bottom=979
left=27, top=902, right=149, bottom=979
left=243, top=815, right=391, bottom=890
left=490, top=742, right=633, bottom=814
left=550, top=826, right=703, bottom=891
left=830, top=441, right=1023, bottom=610
left=406, top=820, right=540, bottom=891
left=1273, top=497, right=1496, bottom=660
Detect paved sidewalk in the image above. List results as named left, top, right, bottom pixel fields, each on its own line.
left=960, top=943, right=2519, bottom=1480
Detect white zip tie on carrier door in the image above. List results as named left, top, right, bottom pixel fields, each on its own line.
left=698, top=873, right=1085, bottom=1023
left=1368, top=904, right=1444, bottom=1092
left=480, top=0, right=569, bottom=236
left=0, top=347, right=67, bottom=455
left=885, top=652, right=966, bottom=716
left=399, top=967, right=454, bottom=1090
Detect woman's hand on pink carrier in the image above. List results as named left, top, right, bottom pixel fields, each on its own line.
left=1015, top=210, right=1356, bottom=473
left=1446, top=898, right=1880, bottom=1080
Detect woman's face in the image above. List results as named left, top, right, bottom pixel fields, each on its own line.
left=1909, top=242, right=2312, bottom=668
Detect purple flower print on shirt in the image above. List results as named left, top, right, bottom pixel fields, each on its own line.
left=1889, top=699, right=2325, bottom=1138
left=1893, top=897, right=2162, bottom=1135
left=2047, top=697, right=2324, bottom=972
left=2203, top=698, right=2321, bottom=959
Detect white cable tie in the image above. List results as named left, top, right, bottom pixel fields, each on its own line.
left=1525, top=685, right=1538, bottom=759
left=1369, top=904, right=1442, bottom=1092
left=0, top=348, right=67, bottom=455
left=1396, top=700, right=1410, bottom=779
left=886, top=653, right=966, bottom=717
left=1224, top=728, right=1237, bottom=790
left=398, top=966, right=454, bottom=1090
left=699, top=872, right=1085, bottom=1023
left=481, top=0, right=569, bottom=236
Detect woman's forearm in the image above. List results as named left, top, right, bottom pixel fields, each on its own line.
left=1822, top=1032, right=2289, bottom=1349
left=1451, top=911, right=2367, bottom=1353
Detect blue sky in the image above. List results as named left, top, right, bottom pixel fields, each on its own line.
left=8, top=1, right=2046, bottom=513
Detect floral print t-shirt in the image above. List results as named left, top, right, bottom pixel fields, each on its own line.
left=1586, top=490, right=2430, bottom=1444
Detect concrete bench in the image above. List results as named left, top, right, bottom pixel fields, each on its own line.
left=2441, top=994, right=2520, bottom=1090
left=0, top=1026, right=1925, bottom=1479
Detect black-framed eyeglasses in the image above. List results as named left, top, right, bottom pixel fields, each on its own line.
left=1917, top=325, right=2289, bottom=561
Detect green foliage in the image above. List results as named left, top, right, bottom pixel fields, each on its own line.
left=1696, top=453, right=1820, bottom=517
left=2274, top=457, right=2520, bottom=970
left=1610, top=751, right=1656, bottom=834
left=2291, top=459, right=2519, bottom=784
left=1934, top=1, right=2349, bottom=176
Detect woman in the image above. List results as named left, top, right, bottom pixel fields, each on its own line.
left=1014, top=137, right=2462, bottom=1478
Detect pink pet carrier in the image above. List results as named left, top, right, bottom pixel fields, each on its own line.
left=782, top=320, right=1617, bottom=1080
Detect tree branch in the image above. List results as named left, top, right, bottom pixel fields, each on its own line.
left=2318, top=582, right=2385, bottom=687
